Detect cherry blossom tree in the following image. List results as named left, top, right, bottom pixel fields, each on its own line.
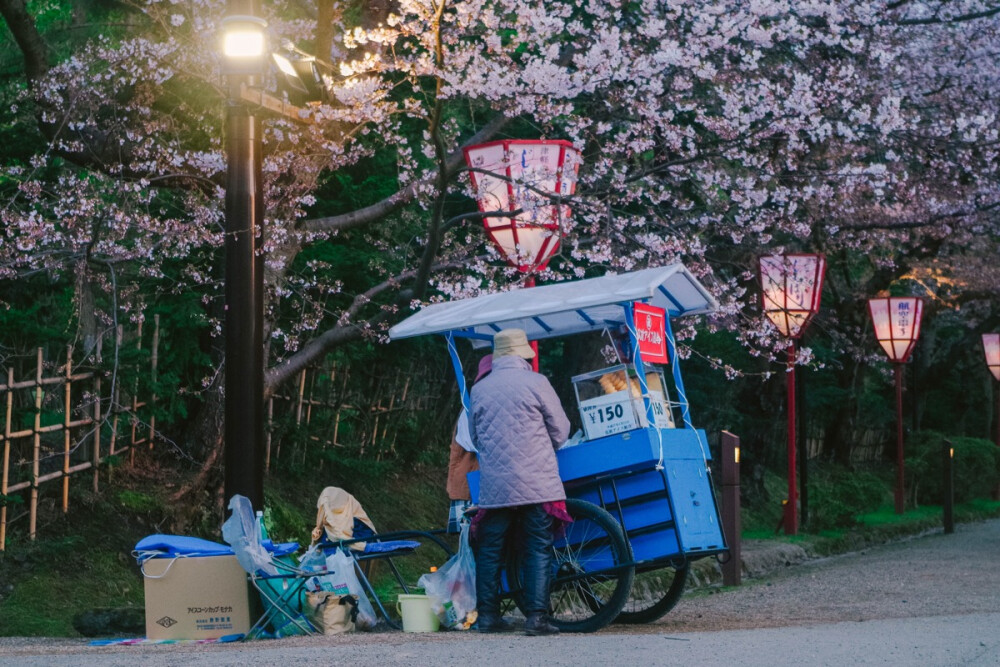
left=1, top=0, right=998, bottom=497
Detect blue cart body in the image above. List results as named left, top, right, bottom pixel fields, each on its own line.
left=469, top=426, right=725, bottom=564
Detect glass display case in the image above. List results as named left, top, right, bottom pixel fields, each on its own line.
left=571, top=364, right=674, bottom=441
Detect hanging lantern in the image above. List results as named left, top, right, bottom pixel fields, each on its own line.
left=463, top=139, right=581, bottom=273
left=983, top=333, right=1000, bottom=382
left=868, top=297, right=924, bottom=363
left=759, top=254, right=826, bottom=339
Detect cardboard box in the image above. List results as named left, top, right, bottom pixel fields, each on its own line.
left=142, top=554, right=251, bottom=640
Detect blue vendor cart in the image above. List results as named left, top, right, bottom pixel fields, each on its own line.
left=388, top=264, right=728, bottom=632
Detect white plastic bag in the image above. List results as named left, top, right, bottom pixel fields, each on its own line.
left=417, top=524, right=477, bottom=630
left=325, top=549, right=378, bottom=630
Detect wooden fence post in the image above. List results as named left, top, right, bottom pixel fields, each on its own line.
left=1, top=368, right=12, bottom=551
left=30, top=348, right=42, bottom=541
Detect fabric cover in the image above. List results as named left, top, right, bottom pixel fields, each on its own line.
left=469, top=355, right=570, bottom=508
left=133, top=534, right=233, bottom=561
left=314, top=487, right=376, bottom=551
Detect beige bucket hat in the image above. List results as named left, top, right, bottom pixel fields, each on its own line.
left=492, top=328, right=535, bottom=360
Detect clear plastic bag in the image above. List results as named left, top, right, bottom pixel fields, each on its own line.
left=325, top=549, right=378, bottom=630
left=417, top=524, right=477, bottom=630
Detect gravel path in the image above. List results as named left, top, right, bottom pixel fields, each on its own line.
left=0, top=518, right=997, bottom=665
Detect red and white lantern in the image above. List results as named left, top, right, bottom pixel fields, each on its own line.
left=463, top=139, right=581, bottom=273
left=868, top=297, right=924, bottom=363
left=759, top=254, right=826, bottom=339
left=983, top=333, right=1000, bottom=382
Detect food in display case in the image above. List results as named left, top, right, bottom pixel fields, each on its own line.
left=572, top=365, right=675, bottom=441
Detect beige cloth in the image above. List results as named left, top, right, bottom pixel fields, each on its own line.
left=311, top=487, right=376, bottom=551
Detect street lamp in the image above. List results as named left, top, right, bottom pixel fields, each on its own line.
left=867, top=296, right=924, bottom=515
left=759, top=253, right=826, bottom=535
left=221, top=4, right=267, bottom=511
left=463, top=139, right=581, bottom=368
left=983, top=333, right=1000, bottom=450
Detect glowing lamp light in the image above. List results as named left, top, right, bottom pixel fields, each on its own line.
left=983, top=333, right=1000, bottom=382
left=463, top=140, right=581, bottom=273
left=221, top=15, right=267, bottom=74
left=759, top=254, right=826, bottom=339
left=868, top=297, right=924, bottom=363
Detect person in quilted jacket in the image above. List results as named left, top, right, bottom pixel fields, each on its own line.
left=469, top=328, right=570, bottom=636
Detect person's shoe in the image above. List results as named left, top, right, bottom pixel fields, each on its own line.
left=476, top=615, right=514, bottom=633
left=524, top=614, right=559, bottom=636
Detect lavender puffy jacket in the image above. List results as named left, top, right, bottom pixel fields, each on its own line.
left=469, top=355, right=571, bottom=508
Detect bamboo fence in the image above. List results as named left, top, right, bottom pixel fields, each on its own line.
left=0, top=317, right=158, bottom=550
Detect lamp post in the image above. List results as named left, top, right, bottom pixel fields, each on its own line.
left=463, top=139, right=581, bottom=368
left=983, top=333, right=1000, bottom=450
left=221, top=4, right=266, bottom=510
left=868, top=297, right=924, bottom=515
left=759, top=253, right=826, bottom=535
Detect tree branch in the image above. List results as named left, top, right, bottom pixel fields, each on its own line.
left=301, top=113, right=514, bottom=234
left=897, top=5, right=1000, bottom=25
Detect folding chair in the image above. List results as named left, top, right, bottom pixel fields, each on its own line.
left=221, top=495, right=321, bottom=639
left=310, top=487, right=455, bottom=629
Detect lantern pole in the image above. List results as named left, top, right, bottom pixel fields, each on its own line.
left=894, top=363, right=905, bottom=514
left=760, top=254, right=825, bottom=536
left=785, top=339, right=798, bottom=535
left=525, top=274, right=539, bottom=371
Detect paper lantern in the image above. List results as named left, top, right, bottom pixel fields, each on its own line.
left=868, top=297, right=924, bottom=363
left=463, top=140, right=581, bottom=273
left=759, top=254, right=826, bottom=339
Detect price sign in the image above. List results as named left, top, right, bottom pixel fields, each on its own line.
left=633, top=303, right=668, bottom=364
left=579, top=391, right=639, bottom=440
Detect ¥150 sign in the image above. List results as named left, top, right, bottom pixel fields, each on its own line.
left=633, top=302, right=668, bottom=364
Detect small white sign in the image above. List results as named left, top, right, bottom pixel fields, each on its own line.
left=579, top=390, right=639, bottom=440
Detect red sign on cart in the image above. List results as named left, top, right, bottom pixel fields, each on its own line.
left=633, top=303, right=669, bottom=364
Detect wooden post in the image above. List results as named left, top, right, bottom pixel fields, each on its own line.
left=943, top=439, right=954, bottom=534
left=1, top=368, right=13, bottom=551
left=265, top=395, right=273, bottom=473
left=30, top=348, right=42, bottom=541
left=150, top=314, right=159, bottom=450
left=93, top=371, right=102, bottom=494
left=62, top=347, right=72, bottom=513
left=720, top=431, right=742, bottom=586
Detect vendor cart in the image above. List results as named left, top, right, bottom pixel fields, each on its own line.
left=388, top=264, right=728, bottom=632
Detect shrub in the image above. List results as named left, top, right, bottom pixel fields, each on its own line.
left=909, top=431, right=999, bottom=505
left=807, top=466, right=888, bottom=531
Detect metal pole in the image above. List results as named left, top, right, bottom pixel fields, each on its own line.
left=994, top=382, right=999, bottom=501
left=798, top=366, right=808, bottom=529
left=784, top=340, right=798, bottom=535
left=720, top=431, right=741, bottom=586
left=894, top=363, right=905, bottom=515
left=943, top=440, right=954, bottom=534
left=223, top=3, right=265, bottom=511
left=525, top=275, right=539, bottom=372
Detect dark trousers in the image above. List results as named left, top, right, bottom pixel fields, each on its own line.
left=475, top=504, right=553, bottom=617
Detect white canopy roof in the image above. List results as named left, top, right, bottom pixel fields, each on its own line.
left=388, top=264, right=717, bottom=346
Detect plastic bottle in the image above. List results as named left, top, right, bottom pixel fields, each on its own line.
left=255, top=509, right=269, bottom=542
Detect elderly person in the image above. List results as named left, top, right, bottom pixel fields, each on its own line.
left=469, top=328, right=570, bottom=636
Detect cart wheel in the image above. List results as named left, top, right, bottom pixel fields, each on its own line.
left=614, top=562, right=689, bottom=624
left=508, top=498, right=635, bottom=633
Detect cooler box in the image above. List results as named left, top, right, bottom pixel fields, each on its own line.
left=136, top=536, right=251, bottom=640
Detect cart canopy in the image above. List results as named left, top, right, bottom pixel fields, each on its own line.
left=388, top=264, right=717, bottom=346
